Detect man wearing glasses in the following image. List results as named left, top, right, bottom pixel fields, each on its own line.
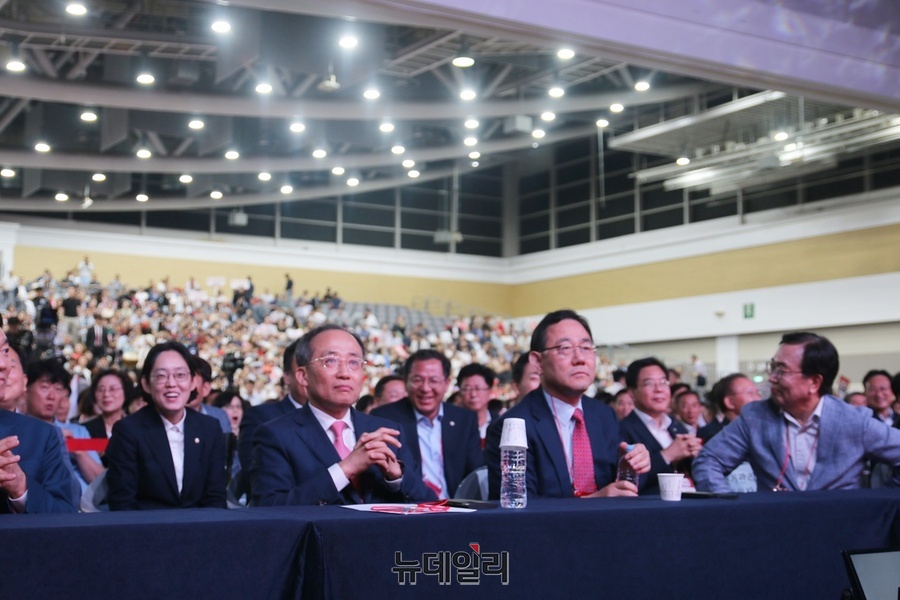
left=251, top=325, right=435, bottom=506
left=694, top=332, right=900, bottom=492
left=485, top=310, right=650, bottom=499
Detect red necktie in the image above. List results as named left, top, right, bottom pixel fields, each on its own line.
left=572, top=408, right=597, bottom=494
left=330, top=421, right=351, bottom=460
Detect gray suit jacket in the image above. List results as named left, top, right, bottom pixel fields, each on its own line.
left=693, top=395, right=900, bottom=492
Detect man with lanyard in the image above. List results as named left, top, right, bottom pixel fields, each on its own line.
left=694, top=332, right=900, bottom=492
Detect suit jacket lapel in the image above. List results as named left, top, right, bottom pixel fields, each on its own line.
left=295, top=405, right=363, bottom=503
left=531, top=394, right=572, bottom=494
left=181, top=411, right=201, bottom=502
left=441, top=410, right=459, bottom=490
left=807, top=397, right=834, bottom=490
left=144, top=410, right=180, bottom=500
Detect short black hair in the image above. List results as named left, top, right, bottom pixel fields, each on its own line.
left=140, top=341, right=196, bottom=392
left=192, top=356, right=213, bottom=383
left=511, top=353, right=530, bottom=385
left=404, top=349, right=451, bottom=379
left=625, top=357, right=668, bottom=390
left=374, top=375, right=403, bottom=399
left=457, top=363, right=496, bottom=388
left=283, top=338, right=300, bottom=373
left=862, top=369, right=892, bottom=387
left=295, top=324, right=366, bottom=367
left=707, top=373, right=749, bottom=414
left=529, top=309, right=592, bottom=353
left=26, top=358, right=72, bottom=389
left=779, top=332, right=839, bottom=396
left=673, top=387, right=700, bottom=408
left=611, top=369, right=626, bottom=383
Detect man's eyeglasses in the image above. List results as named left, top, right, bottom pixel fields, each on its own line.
left=639, top=379, right=670, bottom=390
left=766, top=360, right=803, bottom=379
left=150, top=371, right=191, bottom=385
left=409, top=377, right=447, bottom=389
left=541, top=344, right=598, bottom=358
left=310, top=355, right=367, bottom=372
left=460, top=386, right=490, bottom=394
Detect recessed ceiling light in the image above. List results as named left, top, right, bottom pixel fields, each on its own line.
left=66, top=3, right=87, bottom=16
left=610, top=103, right=624, bottom=113
left=540, top=111, right=556, bottom=122
left=255, top=82, right=273, bottom=94
left=0, top=168, right=15, bottom=178
left=6, top=58, right=25, bottom=73
left=774, top=131, right=789, bottom=141
left=347, top=177, right=360, bottom=187
left=463, top=137, right=478, bottom=146
left=464, top=119, right=479, bottom=129
left=634, top=81, right=650, bottom=92
left=179, top=174, right=193, bottom=184
left=225, top=150, right=239, bottom=159
left=80, top=111, right=98, bottom=122
left=532, top=129, right=546, bottom=139
left=34, top=142, right=51, bottom=152
left=289, top=121, right=305, bottom=133
left=280, top=185, right=293, bottom=194
left=211, top=20, right=231, bottom=33
left=210, top=190, right=223, bottom=200
left=557, top=48, right=575, bottom=60
left=136, top=72, right=155, bottom=85
left=331, top=166, right=345, bottom=175
left=136, top=148, right=152, bottom=159
left=339, top=36, right=358, bottom=49
left=471, top=161, right=479, bottom=167
left=188, top=119, right=205, bottom=130
left=459, top=88, right=476, bottom=101
left=55, top=192, right=69, bottom=202
left=452, top=55, right=475, bottom=68
left=135, top=193, right=149, bottom=202
left=401, top=159, right=415, bottom=168
left=391, top=145, right=405, bottom=155
left=258, top=172, right=271, bottom=181
left=532, top=142, right=539, bottom=148
left=91, top=173, right=106, bottom=182
left=596, top=118, right=609, bottom=128
left=379, top=122, right=395, bottom=133
left=548, top=86, right=565, bottom=98
left=363, top=88, right=380, bottom=100
left=676, top=156, right=691, bottom=166
left=408, top=170, right=420, bottom=178
left=312, top=149, right=327, bottom=158
left=468, top=151, right=480, bottom=159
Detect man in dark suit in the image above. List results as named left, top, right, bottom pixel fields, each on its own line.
left=0, top=329, right=79, bottom=513
left=372, top=350, right=483, bottom=499
left=251, top=325, right=434, bottom=506
left=698, top=373, right=762, bottom=443
left=485, top=310, right=649, bottom=499
left=85, top=317, right=110, bottom=358
left=619, top=357, right=702, bottom=494
left=863, top=370, right=900, bottom=429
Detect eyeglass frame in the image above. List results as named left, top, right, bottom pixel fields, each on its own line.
left=308, top=354, right=367, bottom=372
left=540, top=343, right=599, bottom=358
left=149, top=370, right=192, bottom=385
left=766, top=360, right=805, bottom=379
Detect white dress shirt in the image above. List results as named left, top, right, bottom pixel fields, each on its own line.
left=160, top=411, right=186, bottom=494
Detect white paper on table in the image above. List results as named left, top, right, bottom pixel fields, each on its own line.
left=341, top=503, right=475, bottom=515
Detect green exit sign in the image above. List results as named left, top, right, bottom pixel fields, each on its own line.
left=743, top=303, right=755, bottom=319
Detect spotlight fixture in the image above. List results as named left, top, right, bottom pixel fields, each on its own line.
left=289, top=121, right=306, bottom=133
left=468, top=151, right=480, bottom=159
left=280, top=185, right=293, bottom=194
left=676, top=156, right=691, bottom=166
left=339, top=36, right=358, bottom=49
left=634, top=81, right=650, bottom=92
left=81, top=196, right=93, bottom=209
left=136, top=72, right=155, bottom=85
left=347, top=177, right=360, bottom=187
left=540, top=111, right=556, bottom=122
left=258, top=172, right=272, bottom=181
left=211, top=20, right=231, bottom=33
left=391, top=145, right=405, bottom=155
left=55, top=192, right=69, bottom=202
left=0, top=168, right=15, bottom=177
left=408, top=170, right=420, bottom=178
left=80, top=111, right=98, bottom=122
left=210, top=190, right=223, bottom=199
left=136, top=193, right=149, bottom=202
left=610, top=103, right=624, bottom=113
left=363, top=88, right=381, bottom=100
left=255, top=82, right=273, bottom=94
left=379, top=122, right=395, bottom=133
left=463, top=137, right=478, bottom=146
left=136, top=148, right=152, bottom=159
left=774, top=131, right=789, bottom=141
left=452, top=38, right=474, bottom=68
left=532, top=129, right=546, bottom=139
left=6, top=42, right=25, bottom=72
left=188, top=119, right=205, bottom=130
left=34, top=142, right=51, bottom=152
left=401, top=159, right=415, bottom=168
left=464, top=119, right=479, bottom=129
left=312, top=149, right=327, bottom=159
left=91, top=173, right=106, bottom=182
left=596, top=118, right=609, bottom=128
left=179, top=174, right=193, bottom=184
left=459, top=88, right=476, bottom=101
left=548, top=85, right=565, bottom=98
left=471, top=161, right=479, bottom=167
left=225, top=150, right=239, bottom=160
left=557, top=48, right=575, bottom=60
left=66, top=3, right=87, bottom=16
left=331, top=166, right=345, bottom=175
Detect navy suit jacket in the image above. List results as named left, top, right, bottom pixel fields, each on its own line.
left=484, top=388, right=621, bottom=500
left=106, top=405, right=227, bottom=510
left=371, top=398, right=484, bottom=497
left=237, top=396, right=297, bottom=497
left=619, top=410, right=690, bottom=494
left=698, top=418, right=728, bottom=444
left=0, top=410, right=78, bottom=513
left=251, top=404, right=436, bottom=506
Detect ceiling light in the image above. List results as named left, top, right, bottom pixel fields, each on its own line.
left=136, top=193, right=149, bottom=202
left=211, top=20, right=231, bottom=33
left=459, top=88, right=476, bottom=101
left=783, top=143, right=798, bottom=152
left=676, top=156, right=691, bottom=166
left=188, top=119, right=205, bottom=130
left=5, top=57, right=25, bottom=73
left=532, top=129, right=546, bottom=139
left=471, top=161, right=479, bottom=167
left=91, top=173, right=106, bottom=182
left=463, top=136, right=478, bottom=146
left=81, top=197, right=92, bottom=208
left=66, top=3, right=87, bottom=16
left=468, top=151, right=480, bottom=159
left=464, top=119, right=479, bottom=129
left=548, top=85, right=565, bottom=98
left=0, top=168, right=15, bottom=178
left=532, top=142, right=539, bottom=148
left=541, top=112, right=556, bottom=122
left=339, top=36, right=358, bottom=49
left=179, top=174, right=193, bottom=184
left=136, top=72, right=155, bottom=85
left=379, top=122, right=395, bottom=133
left=596, top=118, right=609, bottom=128
left=34, top=142, right=51, bottom=152
left=391, top=145, right=405, bottom=155
left=401, top=159, right=415, bottom=168
left=634, top=81, right=650, bottom=92
left=363, top=88, right=380, bottom=100
left=225, top=150, right=239, bottom=159
left=280, top=185, right=293, bottom=194
left=80, top=111, right=98, bottom=122
left=408, top=170, right=420, bottom=178
left=255, top=82, right=273, bottom=94
left=210, top=190, right=223, bottom=200
left=347, top=177, right=360, bottom=187
left=312, top=149, right=327, bottom=158
left=258, top=172, right=271, bottom=181
left=557, top=48, right=575, bottom=60
left=55, top=192, right=69, bottom=202
left=610, top=103, right=624, bottom=113
left=136, top=148, right=152, bottom=159
left=452, top=55, right=475, bottom=68
left=331, top=166, right=345, bottom=175
left=774, top=131, right=789, bottom=141
left=289, top=121, right=305, bottom=133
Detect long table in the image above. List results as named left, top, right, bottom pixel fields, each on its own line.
left=2, top=490, right=899, bottom=599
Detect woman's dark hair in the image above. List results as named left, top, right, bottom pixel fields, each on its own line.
left=212, top=388, right=244, bottom=409
left=139, top=341, right=196, bottom=401
left=91, top=369, right=137, bottom=413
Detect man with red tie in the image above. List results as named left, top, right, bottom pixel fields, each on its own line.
left=250, top=325, right=435, bottom=506
left=486, top=310, right=650, bottom=499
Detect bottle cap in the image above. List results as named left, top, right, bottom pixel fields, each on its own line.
left=499, top=417, right=528, bottom=450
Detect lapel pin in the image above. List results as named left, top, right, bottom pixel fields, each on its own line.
left=449, top=421, right=455, bottom=426
left=194, top=438, right=200, bottom=444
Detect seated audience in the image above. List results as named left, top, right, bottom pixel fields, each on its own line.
left=844, top=391, right=867, bottom=408
left=698, top=374, right=762, bottom=443
left=673, top=388, right=703, bottom=435
left=371, top=375, right=405, bottom=410
left=509, top=352, right=541, bottom=405
left=457, top=362, right=499, bottom=446
left=613, top=388, right=634, bottom=421
left=863, top=369, right=899, bottom=428
left=83, top=369, right=134, bottom=439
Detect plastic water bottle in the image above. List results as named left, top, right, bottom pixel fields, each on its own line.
left=616, top=444, right=639, bottom=486
left=500, top=448, right=527, bottom=508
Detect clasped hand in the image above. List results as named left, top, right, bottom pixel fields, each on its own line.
left=339, top=427, right=404, bottom=480
left=0, top=436, right=28, bottom=498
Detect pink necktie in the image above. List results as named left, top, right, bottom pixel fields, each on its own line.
left=572, top=408, right=597, bottom=494
left=330, top=421, right=352, bottom=460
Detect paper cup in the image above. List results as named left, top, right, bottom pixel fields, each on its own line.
left=499, top=417, right=528, bottom=449
left=658, top=473, right=684, bottom=501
